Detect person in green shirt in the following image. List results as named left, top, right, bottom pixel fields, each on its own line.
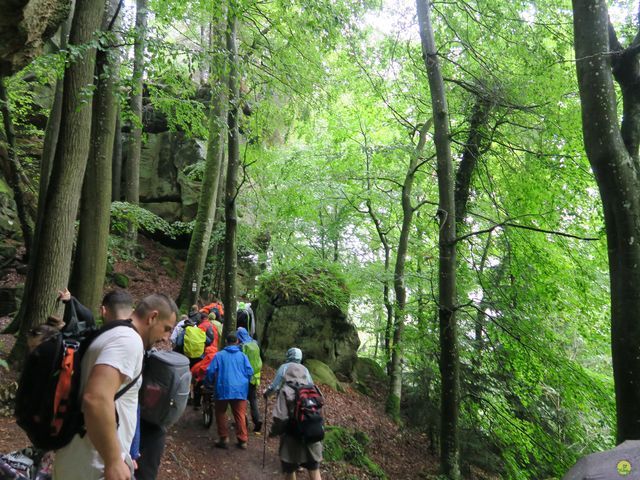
left=237, top=326, right=262, bottom=432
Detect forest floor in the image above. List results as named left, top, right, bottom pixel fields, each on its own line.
left=0, top=235, right=444, bottom=479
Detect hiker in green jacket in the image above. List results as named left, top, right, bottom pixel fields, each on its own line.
left=237, top=326, right=263, bottom=432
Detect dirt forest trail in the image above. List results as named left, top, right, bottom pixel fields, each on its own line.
left=161, top=402, right=283, bottom=480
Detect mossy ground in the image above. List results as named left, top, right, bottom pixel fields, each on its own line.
left=324, top=426, right=387, bottom=479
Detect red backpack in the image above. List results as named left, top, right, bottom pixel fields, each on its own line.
left=288, top=383, right=325, bottom=444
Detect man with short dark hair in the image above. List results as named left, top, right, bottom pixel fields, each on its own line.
left=54, top=294, right=178, bottom=480
left=205, top=333, right=253, bottom=449
left=101, top=290, right=134, bottom=322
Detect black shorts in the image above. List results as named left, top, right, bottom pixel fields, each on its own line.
left=281, top=460, right=320, bottom=473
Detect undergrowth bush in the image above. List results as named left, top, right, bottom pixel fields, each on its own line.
left=110, top=202, right=194, bottom=239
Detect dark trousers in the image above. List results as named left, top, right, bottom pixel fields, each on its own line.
left=248, top=383, right=261, bottom=426
left=135, top=420, right=167, bottom=480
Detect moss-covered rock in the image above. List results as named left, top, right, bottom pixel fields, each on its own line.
left=256, top=263, right=360, bottom=378
left=113, top=272, right=129, bottom=288
left=160, top=256, right=178, bottom=279
left=305, top=359, right=343, bottom=392
left=324, top=426, right=387, bottom=479
left=354, top=357, right=386, bottom=397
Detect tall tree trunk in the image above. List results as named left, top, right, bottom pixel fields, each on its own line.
left=417, top=0, right=460, bottom=477
left=37, top=1, right=75, bottom=232
left=2, top=3, right=82, bottom=334
left=222, top=10, right=239, bottom=340
left=385, top=121, right=430, bottom=422
left=112, top=109, right=122, bottom=201
left=69, top=0, right=121, bottom=311
left=124, top=0, right=147, bottom=240
left=0, top=77, right=34, bottom=257
left=573, top=0, right=640, bottom=443
left=178, top=7, right=229, bottom=311
left=9, top=0, right=106, bottom=363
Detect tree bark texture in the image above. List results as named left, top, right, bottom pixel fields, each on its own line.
left=69, top=0, right=121, bottom=312
left=417, top=0, right=460, bottom=477
left=112, top=109, right=122, bottom=201
left=10, top=0, right=105, bottom=363
left=178, top=8, right=228, bottom=311
left=385, top=121, right=430, bottom=422
left=124, top=0, right=147, bottom=239
left=222, top=11, right=239, bottom=341
left=573, top=0, right=640, bottom=443
left=0, top=76, right=34, bottom=257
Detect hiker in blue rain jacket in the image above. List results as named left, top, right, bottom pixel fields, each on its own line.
left=205, top=333, right=253, bottom=449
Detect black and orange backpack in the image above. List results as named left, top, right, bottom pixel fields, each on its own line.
left=15, top=301, right=138, bottom=451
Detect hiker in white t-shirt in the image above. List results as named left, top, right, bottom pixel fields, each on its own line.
left=54, top=294, right=178, bottom=480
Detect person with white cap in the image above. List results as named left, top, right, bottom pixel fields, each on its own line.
left=263, top=348, right=312, bottom=398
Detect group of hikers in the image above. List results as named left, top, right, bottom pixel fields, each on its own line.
left=4, top=289, right=324, bottom=480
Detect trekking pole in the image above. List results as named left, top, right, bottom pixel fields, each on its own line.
left=262, top=396, right=269, bottom=470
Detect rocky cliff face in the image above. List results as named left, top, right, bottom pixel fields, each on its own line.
left=0, top=0, right=70, bottom=76
left=137, top=131, right=205, bottom=222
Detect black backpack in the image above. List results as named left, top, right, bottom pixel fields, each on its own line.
left=288, top=383, right=325, bottom=444
left=139, top=350, right=191, bottom=427
left=15, top=315, right=140, bottom=451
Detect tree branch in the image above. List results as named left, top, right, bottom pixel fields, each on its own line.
left=453, top=220, right=599, bottom=244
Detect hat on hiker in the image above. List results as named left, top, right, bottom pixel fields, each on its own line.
left=286, top=347, right=302, bottom=363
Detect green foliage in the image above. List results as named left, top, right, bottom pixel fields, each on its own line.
left=257, top=261, right=350, bottom=311
left=110, top=202, right=194, bottom=239
left=324, top=426, right=387, bottom=479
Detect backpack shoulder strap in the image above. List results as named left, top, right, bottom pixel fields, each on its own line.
left=115, top=370, right=142, bottom=401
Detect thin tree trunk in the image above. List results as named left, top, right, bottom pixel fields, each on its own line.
left=417, top=0, right=460, bottom=477
left=9, top=0, right=106, bottom=364
left=0, top=77, right=34, bottom=257
left=367, top=200, right=394, bottom=367
left=385, top=121, right=430, bottom=422
left=112, top=109, right=122, bottom=201
left=362, top=131, right=395, bottom=368
left=69, top=0, right=121, bottom=311
left=454, top=96, right=492, bottom=224
left=222, top=10, right=239, bottom=341
left=177, top=6, right=228, bottom=311
left=573, top=0, right=640, bottom=443
left=124, top=0, right=148, bottom=240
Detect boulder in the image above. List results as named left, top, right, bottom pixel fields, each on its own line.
left=258, top=302, right=359, bottom=379
left=0, top=177, right=20, bottom=240
left=305, top=358, right=343, bottom=392
left=353, top=357, right=386, bottom=397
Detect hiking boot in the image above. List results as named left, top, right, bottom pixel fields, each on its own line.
left=253, top=421, right=263, bottom=433
left=214, top=438, right=229, bottom=449
left=236, top=441, right=248, bottom=450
